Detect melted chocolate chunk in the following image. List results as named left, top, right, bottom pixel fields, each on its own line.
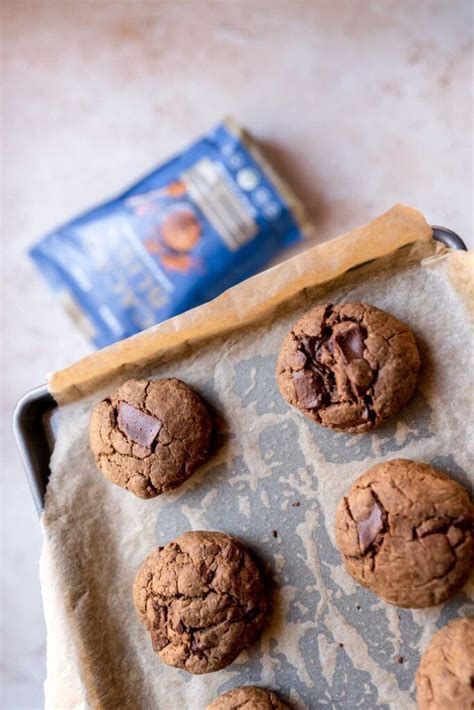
left=325, top=338, right=334, bottom=354
left=292, top=369, right=324, bottom=409
left=334, top=323, right=366, bottom=362
left=357, top=501, right=384, bottom=553
left=303, top=333, right=333, bottom=361
left=302, top=335, right=320, bottom=357
left=118, top=400, right=162, bottom=448
left=346, top=358, right=374, bottom=394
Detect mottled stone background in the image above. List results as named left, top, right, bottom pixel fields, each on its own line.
left=2, top=2, right=473, bottom=707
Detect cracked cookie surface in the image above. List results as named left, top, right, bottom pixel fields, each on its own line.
left=89, top=378, right=212, bottom=498
left=133, top=531, right=267, bottom=674
left=335, top=459, right=473, bottom=607
left=207, top=685, right=290, bottom=709
left=276, top=302, right=420, bottom=433
left=416, top=617, right=474, bottom=710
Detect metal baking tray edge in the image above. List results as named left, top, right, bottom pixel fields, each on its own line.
left=13, top=227, right=467, bottom=515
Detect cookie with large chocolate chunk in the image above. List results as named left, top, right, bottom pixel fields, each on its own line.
left=207, top=685, right=290, bottom=709
left=335, top=459, right=473, bottom=607
left=133, top=531, right=267, bottom=674
left=276, top=303, right=420, bottom=433
left=89, top=378, right=212, bottom=498
left=416, top=617, right=474, bottom=710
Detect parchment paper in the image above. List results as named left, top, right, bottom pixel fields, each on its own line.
left=41, top=205, right=474, bottom=710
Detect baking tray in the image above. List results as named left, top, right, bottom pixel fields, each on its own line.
left=13, top=226, right=467, bottom=516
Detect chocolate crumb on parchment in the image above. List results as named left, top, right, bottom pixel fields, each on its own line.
left=276, top=302, right=420, bottom=433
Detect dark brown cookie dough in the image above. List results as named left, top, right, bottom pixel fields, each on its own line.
left=207, top=686, right=290, bottom=710
left=133, top=531, right=267, bottom=674
left=335, top=459, right=473, bottom=607
left=416, top=617, right=474, bottom=710
left=276, top=302, right=420, bottom=433
left=89, top=378, right=212, bottom=499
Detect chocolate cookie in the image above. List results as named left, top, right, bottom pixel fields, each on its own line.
left=89, top=378, right=212, bottom=498
left=207, top=686, right=290, bottom=710
left=335, top=459, right=473, bottom=607
left=276, top=302, right=420, bottom=433
left=133, top=531, right=267, bottom=673
left=416, top=618, right=474, bottom=710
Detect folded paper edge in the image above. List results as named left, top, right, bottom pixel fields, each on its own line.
left=447, top=251, right=474, bottom=318
left=48, top=204, right=432, bottom=403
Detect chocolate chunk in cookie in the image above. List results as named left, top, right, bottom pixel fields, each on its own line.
left=357, top=500, right=384, bottom=554
left=89, top=378, right=212, bottom=499
left=207, top=685, right=290, bottom=710
left=133, top=531, right=267, bottom=674
left=276, top=302, right=420, bottom=433
left=117, top=401, right=162, bottom=447
left=416, top=617, right=474, bottom=710
left=335, top=459, right=473, bottom=607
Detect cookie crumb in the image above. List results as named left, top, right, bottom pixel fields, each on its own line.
left=272, top=530, right=278, bottom=538
left=292, top=501, right=300, bottom=507
left=395, top=655, right=404, bottom=664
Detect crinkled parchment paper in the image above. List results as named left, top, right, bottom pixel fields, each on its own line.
left=41, top=205, right=474, bottom=710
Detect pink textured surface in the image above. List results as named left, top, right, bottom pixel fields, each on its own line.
left=1, top=2, right=472, bottom=706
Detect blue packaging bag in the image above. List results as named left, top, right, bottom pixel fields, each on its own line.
left=30, top=118, right=311, bottom=348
